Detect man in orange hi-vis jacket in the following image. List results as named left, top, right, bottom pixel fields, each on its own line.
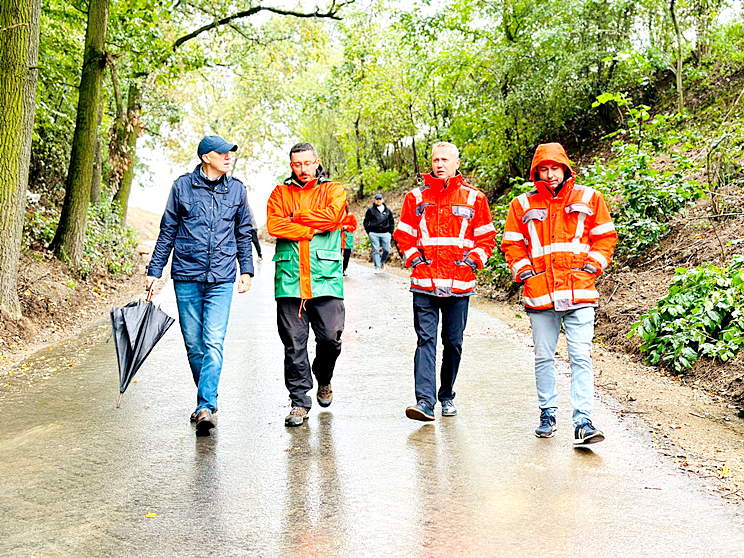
left=266, top=142, right=347, bottom=427
left=394, top=142, right=497, bottom=421
left=501, top=142, right=617, bottom=446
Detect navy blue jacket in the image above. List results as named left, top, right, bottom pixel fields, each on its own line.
left=148, top=166, right=254, bottom=282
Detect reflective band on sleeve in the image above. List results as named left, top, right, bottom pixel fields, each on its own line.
left=590, top=222, right=616, bottom=236
left=470, top=247, right=488, bottom=264
left=511, top=258, right=531, bottom=276
left=587, top=251, right=608, bottom=270
left=502, top=230, right=524, bottom=242
left=474, top=223, right=496, bottom=236
left=403, top=247, right=419, bottom=261
left=581, top=186, right=595, bottom=203
left=467, top=189, right=477, bottom=205
left=397, top=221, right=418, bottom=236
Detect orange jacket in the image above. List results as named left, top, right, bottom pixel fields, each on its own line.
left=500, top=143, right=618, bottom=310
left=340, top=214, right=357, bottom=250
left=394, top=173, right=497, bottom=297
left=267, top=175, right=347, bottom=299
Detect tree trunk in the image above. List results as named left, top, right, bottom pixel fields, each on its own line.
left=670, top=0, right=684, bottom=114
left=90, top=101, right=104, bottom=205
left=409, top=103, right=420, bottom=178
left=113, top=81, right=143, bottom=224
left=50, top=0, right=110, bottom=266
left=354, top=113, right=364, bottom=200
left=0, top=0, right=41, bottom=317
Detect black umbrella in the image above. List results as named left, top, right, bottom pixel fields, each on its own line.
left=111, top=285, right=175, bottom=407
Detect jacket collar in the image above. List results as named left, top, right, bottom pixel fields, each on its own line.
left=284, top=165, right=329, bottom=189
left=421, top=171, right=464, bottom=192
left=534, top=173, right=575, bottom=199
left=191, top=165, right=229, bottom=194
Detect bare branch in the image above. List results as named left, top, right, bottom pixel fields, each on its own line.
left=173, top=0, right=354, bottom=50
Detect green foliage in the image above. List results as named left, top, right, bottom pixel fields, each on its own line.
left=582, top=94, right=705, bottom=258
left=630, top=256, right=744, bottom=372
left=81, top=199, right=139, bottom=278
left=23, top=205, right=60, bottom=250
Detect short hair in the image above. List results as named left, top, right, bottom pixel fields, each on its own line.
left=431, top=141, right=459, bottom=158
left=289, top=142, right=317, bottom=159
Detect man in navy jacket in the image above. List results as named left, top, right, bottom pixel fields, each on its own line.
left=147, top=136, right=254, bottom=435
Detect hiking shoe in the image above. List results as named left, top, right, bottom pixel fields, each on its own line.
left=441, top=400, right=457, bottom=417
left=317, top=384, right=333, bottom=407
left=535, top=410, right=557, bottom=438
left=285, top=406, right=309, bottom=427
left=195, top=409, right=215, bottom=436
left=190, top=411, right=197, bottom=423
left=574, top=420, right=605, bottom=446
left=406, top=401, right=435, bottom=422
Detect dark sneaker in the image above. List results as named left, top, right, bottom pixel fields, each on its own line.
left=285, top=406, right=308, bottom=427
left=406, top=401, right=435, bottom=422
left=195, top=409, right=215, bottom=435
left=441, top=400, right=457, bottom=417
left=190, top=411, right=197, bottom=423
left=535, top=410, right=557, bottom=438
left=317, top=384, right=333, bottom=407
left=574, top=420, right=605, bottom=446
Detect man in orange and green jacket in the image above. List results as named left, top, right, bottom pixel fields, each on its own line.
left=500, top=142, right=617, bottom=445
left=267, top=142, right=347, bottom=427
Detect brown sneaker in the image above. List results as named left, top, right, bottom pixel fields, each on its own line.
left=285, top=406, right=308, bottom=427
left=317, top=384, right=333, bottom=407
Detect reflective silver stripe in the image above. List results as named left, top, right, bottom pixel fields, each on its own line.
left=403, top=247, right=419, bottom=261
left=474, top=223, right=496, bottom=236
left=526, top=220, right=543, bottom=256
left=531, top=242, right=590, bottom=257
left=523, top=293, right=553, bottom=307
left=465, top=188, right=477, bottom=206
left=574, top=289, right=599, bottom=299
left=590, top=222, right=615, bottom=236
left=411, top=277, right=433, bottom=287
left=412, top=188, right=423, bottom=204
left=511, top=258, right=531, bottom=276
left=470, top=247, right=488, bottom=263
left=397, top=221, right=417, bottom=236
left=419, top=214, right=431, bottom=242
left=517, top=193, right=529, bottom=211
left=581, top=186, right=595, bottom=204
left=419, top=237, right=475, bottom=248
left=573, top=212, right=587, bottom=246
left=458, top=216, right=469, bottom=242
left=432, top=278, right=452, bottom=287
left=502, top=231, right=523, bottom=242
left=452, top=279, right=476, bottom=290
left=587, top=251, right=608, bottom=270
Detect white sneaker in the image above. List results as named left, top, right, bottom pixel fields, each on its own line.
left=374, top=267, right=381, bottom=274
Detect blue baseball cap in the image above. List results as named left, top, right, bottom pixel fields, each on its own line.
left=374, top=194, right=383, bottom=200
left=197, top=135, right=237, bottom=159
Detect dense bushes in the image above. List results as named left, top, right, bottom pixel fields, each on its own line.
left=631, top=256, right=744, bottom=372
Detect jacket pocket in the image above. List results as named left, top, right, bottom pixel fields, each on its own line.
left=273, top=251, right=294, bottom=278
left=565, top=203, right=593, bottom=216
left=452, top=205, right=474, bottom=219
left=570, top=268, right=597, bottom=303
left=180, top=200, right=203, bottom=219
left=220, top=244, right=237, bottom=256
left=315, top=249, right=342, bottom=279
left=221, top=201, right=241, bottom=221
left=522, top=208, right=547, bottom=223
left=522, top=271, right=551, bottom=308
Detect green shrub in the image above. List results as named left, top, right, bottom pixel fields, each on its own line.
left=81, top=199, right=139, bottom=278
left=630, top=255, right=744, bottom=372
left=23, top=205, right=60, bottom=250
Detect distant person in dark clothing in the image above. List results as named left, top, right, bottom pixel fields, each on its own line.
left=248, top=204, right=262, bottom=261
left=363, top=193, right=395, bottom=273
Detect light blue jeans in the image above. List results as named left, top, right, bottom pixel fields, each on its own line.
left=529, top=307, right=595, bottom=427
left=174, top=281, right=234, bottom=414
left=368, top=232, right=391, bottom=269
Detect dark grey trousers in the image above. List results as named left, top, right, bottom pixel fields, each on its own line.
left=276, top=297, right=345, bottom=409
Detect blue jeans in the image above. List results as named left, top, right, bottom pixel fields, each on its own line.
left=174, top=281, right=234, bottom=414
left=412, top=293, right=470, bottom=408
left=529, top=307, right=595, bottom=427
left=368, top=232, right=391, bottom=269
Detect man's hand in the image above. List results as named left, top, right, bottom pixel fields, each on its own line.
left=238, top=273, right=252, bottom=293
left=146, top=276, right=158, bottom=291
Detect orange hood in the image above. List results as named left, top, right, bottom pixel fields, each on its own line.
left=529, top=143, right=574, bottom=183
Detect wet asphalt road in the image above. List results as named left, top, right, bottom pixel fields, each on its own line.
left=2, top=249, right=744, bottom=558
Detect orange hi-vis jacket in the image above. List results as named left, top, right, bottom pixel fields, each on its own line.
left=394, top=173, right=497, bottom=297
left=267, top=175, right=347, bottom=300
left=500, top=143, right=618, bottom=311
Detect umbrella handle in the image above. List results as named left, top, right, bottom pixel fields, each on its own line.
left=117, top=392, right=123, bottom=408
left=146, top=281, right=155, bottom=303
